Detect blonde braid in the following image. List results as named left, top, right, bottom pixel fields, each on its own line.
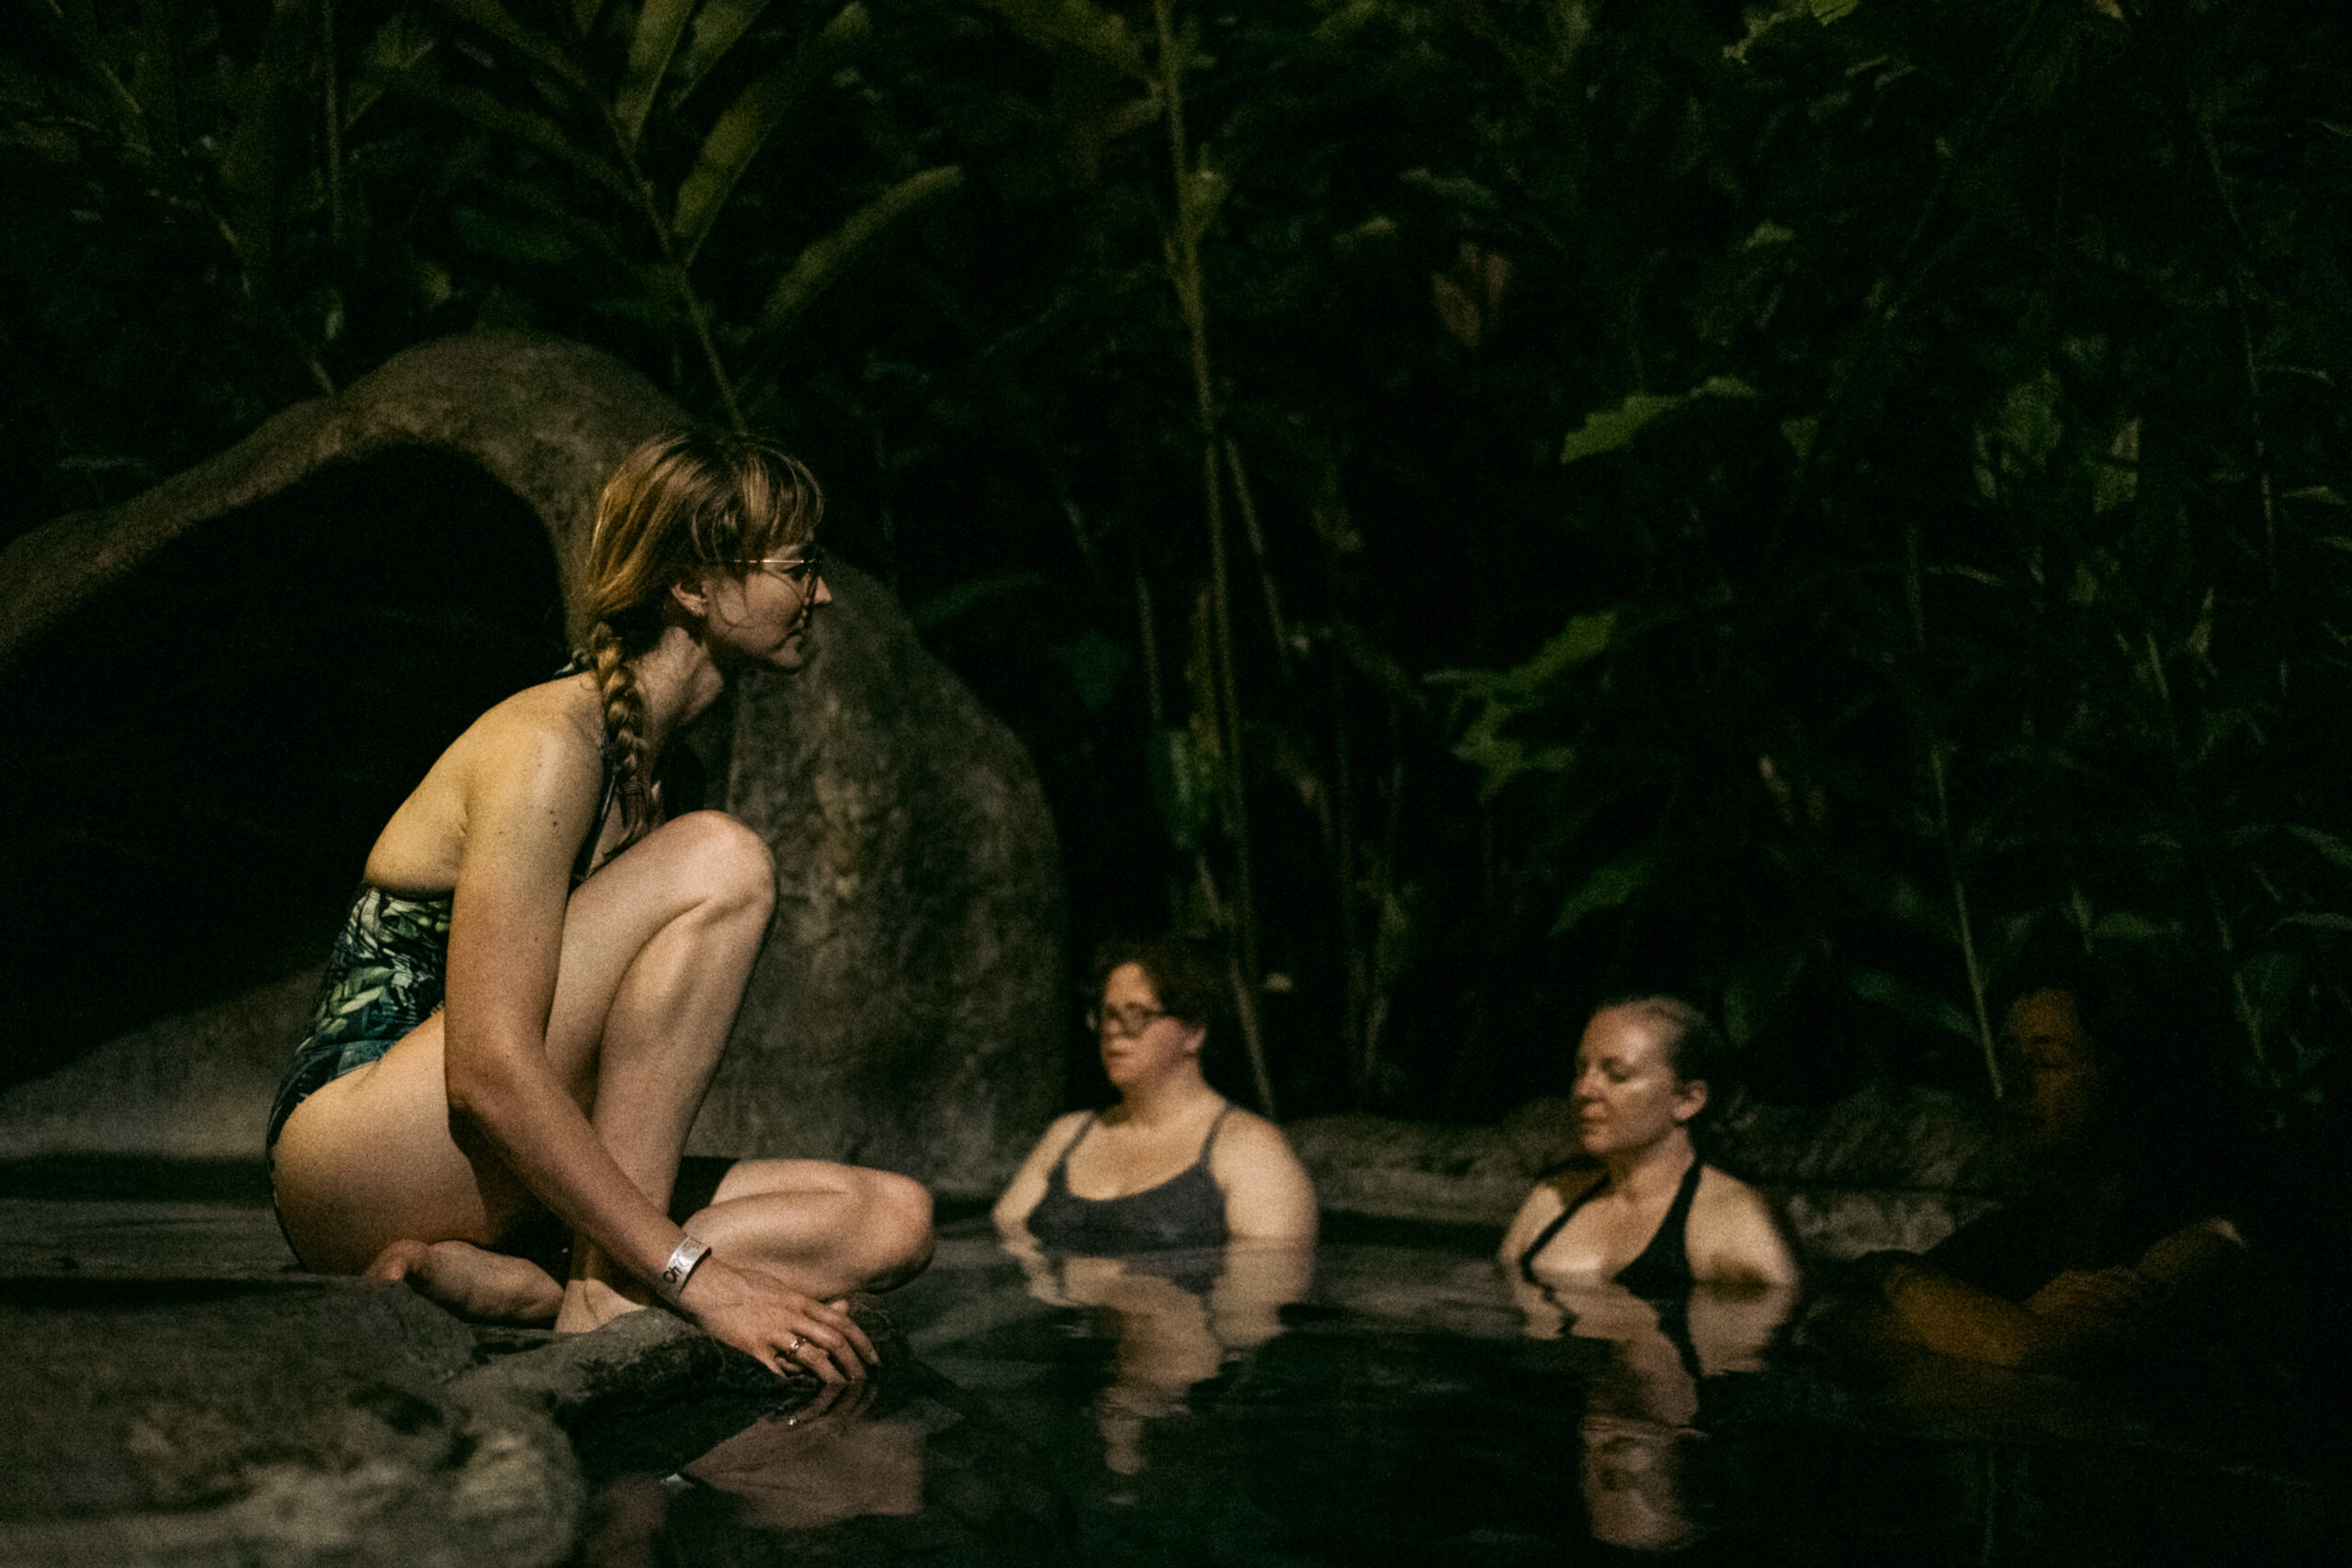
left=577, top=427, right=824, bottom=861
left=586, top=618, right=655, bottom=852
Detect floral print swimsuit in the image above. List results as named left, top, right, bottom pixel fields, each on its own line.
left=265, top=739, right=622, bottom=1152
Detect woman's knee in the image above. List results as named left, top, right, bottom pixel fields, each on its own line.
left=660, top=810, right=776, bottom=919
left=859, top=1170, right=935, bottom=1291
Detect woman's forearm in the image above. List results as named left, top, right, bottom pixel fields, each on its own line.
left=446, top=1040, right=682, bottom=1284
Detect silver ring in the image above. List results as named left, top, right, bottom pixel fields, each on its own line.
left=786, top=1335, right=807, bottom=1357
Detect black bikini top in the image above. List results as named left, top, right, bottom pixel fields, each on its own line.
left=1027, top=1104, right=1235, bottom=1255
left=1518, top=1156, right=1705, bottom=1299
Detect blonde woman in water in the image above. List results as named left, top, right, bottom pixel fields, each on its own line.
left=267, top=430, right=933, bottom=1382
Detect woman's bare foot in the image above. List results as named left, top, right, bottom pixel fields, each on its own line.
left=555, top=1274, right=649, bottom=1335
left=364, top=1239, right=564, bottom=1324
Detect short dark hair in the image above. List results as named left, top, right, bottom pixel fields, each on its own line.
left=1091, top=935, right=1226, bottom=1032
left=1594, top=993, right=1726, bottom=1089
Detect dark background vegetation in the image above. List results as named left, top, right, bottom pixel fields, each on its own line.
left=6, top=0, right=2350, bottom=1174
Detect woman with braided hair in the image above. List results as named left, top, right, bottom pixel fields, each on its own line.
left=266, top=429, right=933, bottom=1382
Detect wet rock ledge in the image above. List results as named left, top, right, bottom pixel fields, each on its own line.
left=0, top=1280, right=894, bottom=1568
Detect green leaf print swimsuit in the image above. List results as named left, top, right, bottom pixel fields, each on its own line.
left=265, top=738, right=624, bottom=1152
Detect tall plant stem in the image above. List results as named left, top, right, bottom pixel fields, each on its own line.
left=1907, top=522, right=2001, bottom=1097
left=610, top=123, right=744, bottom=431
left=2140, top=627, right=2267, bottom=1072
left=1154, top=0, right=1272, bottom=1115
left=1224, top=438, right=1296, bottom=687
left=321, top=0, right=344, bottom=243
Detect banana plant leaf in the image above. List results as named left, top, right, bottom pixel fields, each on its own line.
left=669, top=0, right=775, bottom=102
left=372, top=62, right=636, bottom=201
left=615, top=0, right=698, bottom=146
left=671, top=3, right=870, bottom=264
left=752, top=164, right=963, bottom=342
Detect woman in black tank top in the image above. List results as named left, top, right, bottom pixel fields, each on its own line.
left=1501, top=998, right=1800, bottom=1552
left=1500, top=997, right=1795, bottom=1295
left=994, top=938, right=1318, bottom=1483
left=995, top=938, right=1317, bottom=1256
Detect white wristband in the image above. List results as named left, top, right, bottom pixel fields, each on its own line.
left=655, top=1233, right=711, bottom=1305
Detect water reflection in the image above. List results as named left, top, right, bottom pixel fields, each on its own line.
left=1512, top=1270, right=1794, bottom=1551
left=1004, top=1234, right=1314, bottom=1488
left=577, top=1376, right=953, bottom=1568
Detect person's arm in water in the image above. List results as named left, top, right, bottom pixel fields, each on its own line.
left=1211, top=1111, right=1319, bottom=1244
left=993, top=1111, right=1092, bottom=1241
left=1686, top=1169, right=1802, bottom=1292
left=442, top=717, right=868, bottom=1377
left=1877, top=1214, right=2245, bottom=1369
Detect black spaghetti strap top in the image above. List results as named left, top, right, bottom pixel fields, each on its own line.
left=1519, top=1157, right=1706, bottom=1299
left=1027, top=1105, right=1235, bottom=1254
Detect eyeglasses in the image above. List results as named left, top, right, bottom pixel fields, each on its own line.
left=1087, top=1003, right=1172, bottom=1036
left=733, top=545, right=825, bottom=589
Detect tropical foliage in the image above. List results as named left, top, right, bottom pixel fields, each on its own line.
left=7, top=0, right=2349, bottom=1142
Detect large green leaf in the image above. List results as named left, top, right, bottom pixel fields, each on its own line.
left=1148, top=725, right=1216, bottom=852
left=373, top=63, right=635, bottom=200
left=217, top=0, right=312, bottom=278
left=1848, top=966, right=1973, bottom=1041
left=669, top=0, right=775, bottom=101
left=614, top=0, right=698, bottom=146
left=345, top=8, right=438, bottom=130
left=972, top=0, right=1148, bottom=80
left=421, top=0, right=591, bottom=91
left=130, top=0, right=180, bottom=167
left=751, top=164, right=963, bottom=341
left=1440, top=611, right=1615, bottom=799
left=1552, top=852, right=1654, bottom=936
left=1560, top=378, right=1755, bottom=465
left=671, top=4, right=871, bottom=263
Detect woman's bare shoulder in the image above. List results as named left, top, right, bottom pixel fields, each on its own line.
left=1692, top=1163, right=1772, bottom=1213
left=1214, top=1106, right=1300, bottom=1156
left=368, top=678, right=601, bottom=886
left=1691, top=1164, right=1800, bottom=1285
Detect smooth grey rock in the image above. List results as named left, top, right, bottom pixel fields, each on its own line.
left=698, top=562, right=1066, bottom=1199
left=0, top=970, right=316, bottom=1159
left=0, top=1280, right=574, bottom=1568
left=0, top=1272, right=904, bottom=1568
left=0, top=330, right=673, bottom=671
left=0, top=331, right=1065, bottom=1191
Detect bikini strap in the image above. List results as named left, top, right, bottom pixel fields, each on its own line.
left=1518, top=1170, right=1606, bottom=1284
left=1196, top=1102, right=1236, bottom=1165
left=1661, top=1156, right=1705, bottom=1231
left=1048, top=1111, right=1102, bottom=1178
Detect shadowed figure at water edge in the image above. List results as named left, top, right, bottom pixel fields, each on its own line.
left=1840, top=966, right=2251, bottom=1376
left=1499, top=996, right=1800, bottom=1552
left=267, top=429, right=933, bottom=1378
left=995, top=937, right=1317, bottom=1485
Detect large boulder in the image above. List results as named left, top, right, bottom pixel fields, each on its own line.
left=695, top=563, right=1067, bottom=1196
left=0, top=331, right=1063, bottom=1193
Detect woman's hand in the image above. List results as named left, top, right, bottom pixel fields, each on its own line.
left=677, top=1256, right=879, bottom=1382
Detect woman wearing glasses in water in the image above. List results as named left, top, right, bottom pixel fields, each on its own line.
left=266, top=429, right=933, bottom=1382
left=996, top=938, right=1317, bottom=1254
left=995, top=939, right=1317, bottom=1483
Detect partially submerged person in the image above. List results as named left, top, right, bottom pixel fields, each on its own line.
left=1500, top=996, right=1796, bottom=1552
left=1502, top=997, right=1798, bottom=1300
left=267, top=430, right=933, bottom=1382
left=995, top=937, right=1317, bottom=1480
left=1860, top=976, right=2245, bottom=1371
left=995, top=937, right=1317, bottom=1256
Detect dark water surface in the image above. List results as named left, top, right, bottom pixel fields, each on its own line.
left=571, top=1219, right=2343, bottom=1568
